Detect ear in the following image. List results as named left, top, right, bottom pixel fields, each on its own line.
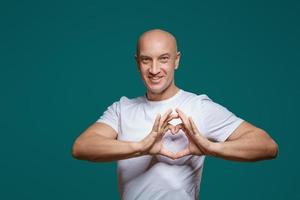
left=134, top=54, right=138, bottom=61
left=134, top=54, right=141, bottom=71
left=175, top=51, right=181, bottom=70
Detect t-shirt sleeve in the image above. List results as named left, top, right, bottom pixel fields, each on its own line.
left=197, top=96, right=244, bottom=142
left=96, top=101, right=120, bottom=133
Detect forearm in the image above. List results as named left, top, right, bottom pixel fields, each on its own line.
left=72, top=134, right=143, bottom=162
left=210, top=130, right=278, bottom=162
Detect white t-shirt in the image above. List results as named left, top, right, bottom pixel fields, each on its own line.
left=97, top=89, right=244, bottom=200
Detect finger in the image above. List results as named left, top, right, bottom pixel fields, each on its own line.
left=188, top=117, right=200, bottom=135
left=160, top=109, right=172, bottom=126
left=152, top=114, right=161, bottom=132
left=160, top=148, right=176, bottom=160
left=162, top=113, right=179, bottom=130
left=163, top=123, right=175, bottom=135
left=165, top=113, right=179, bottom=123
left=188, top=117, right=210, bottom=153
left=176, top=108, right=192, bottom=133
left=164, top=123, right=184, bottom=135
left=189, top=117, right=207, bottom=142
left=174, top=148, right=190, bottom=159
left=175, top=108, right=188, bottom=125
left=159, top=109, right=173, bottom=131
left=162, top=112, right=181, bottom=130
left=174, top=123, right=184, bottom=133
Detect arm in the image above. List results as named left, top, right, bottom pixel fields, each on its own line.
left=211, top=121, right=279, bottom=162
left=175, top=108, right=278, bottom=162
left=72, top=122, right=142, bottom=162
left=72, top=110, right=177, bottom=162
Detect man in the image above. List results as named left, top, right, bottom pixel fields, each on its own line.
left=72, top=29, right=278, bottom=200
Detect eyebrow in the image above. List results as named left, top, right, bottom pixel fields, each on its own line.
left=139, top=55, right=151, bottom=58
left=139, top=53, right=171, bottom=58
left=159, top=53, right=171, bottom=57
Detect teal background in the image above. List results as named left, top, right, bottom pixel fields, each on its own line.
left=0, top=0, right=299, bottom=199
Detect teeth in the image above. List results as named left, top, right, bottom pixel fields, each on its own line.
left=150, top=77, right=162, bottom=80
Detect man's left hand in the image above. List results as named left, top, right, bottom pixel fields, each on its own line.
left=173, top=108, right=216, bottom=159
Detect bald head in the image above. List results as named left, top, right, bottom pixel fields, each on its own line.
left=136, top=29, right=178, bottom=56
left=135, top=29, right=181, bottom=98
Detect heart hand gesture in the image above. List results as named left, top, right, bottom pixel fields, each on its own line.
left=174, top=108, right=214, bottom=159
left=139, top=109, right=179, bottom=159
left=139, top=108, right=215, bottom=160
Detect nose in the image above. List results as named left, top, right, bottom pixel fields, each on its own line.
left=149, top=61, right=160, bottom=75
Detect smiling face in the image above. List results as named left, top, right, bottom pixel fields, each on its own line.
left=135, top=29, right=181, bottom=100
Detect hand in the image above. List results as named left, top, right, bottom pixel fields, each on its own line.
left=174, top=108, right=214, bottom=159
left=139, top=109, right=179, bottom=159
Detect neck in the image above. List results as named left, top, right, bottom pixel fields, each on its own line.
left=146, top=83, right=179, bottom=101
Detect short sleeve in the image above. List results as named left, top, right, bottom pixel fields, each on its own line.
left=198, top=96, right=244, bottom=142
left=96, top=101, right=120, bottom=133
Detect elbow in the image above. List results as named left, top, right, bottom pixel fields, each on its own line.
left=268, top=139, right=279, bottom=159
left=244, top=139, right=278, bottom=162
left=71, top=138, right=100, bottom=162
left=251, top=131, right=279, bottom=162
left=260, top=131, right=278, bottom=160
left=71, top=139, right=85, bottom=160
left=258, top=130, right=279, bottom=160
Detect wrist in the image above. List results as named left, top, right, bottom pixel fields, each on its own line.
left=131, top=141, right=145, bottom=156
left=207, top=142, right=222, bottom=157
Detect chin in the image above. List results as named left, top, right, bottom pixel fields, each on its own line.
left=147, top=86, right=165, bottom=94
left=144, top=77, right=174, bottom=94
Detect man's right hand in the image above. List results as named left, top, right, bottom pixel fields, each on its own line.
left=139, top=109, right=178, bottom=159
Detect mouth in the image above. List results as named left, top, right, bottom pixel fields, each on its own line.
left=149, top=76, right=163, bottom=83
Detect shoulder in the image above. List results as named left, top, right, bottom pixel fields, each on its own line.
left=181, top=90, right=228, bottom=114
left=119, top=95, right=144, bottom=105
left=102, top=95, right=145, bottom=116
left=110, top=95, right=145, bottom=109
left=181, top=89, right=212, bottom=105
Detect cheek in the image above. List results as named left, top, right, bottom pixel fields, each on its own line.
left=161, top=64, right=175, bottom=75
left=138, top=67, right=148, bottom=76
left=140, top=70, right=151, bottom=82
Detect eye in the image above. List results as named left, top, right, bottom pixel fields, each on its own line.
left=159, top=56, right=169, bottom=63
left=141, top=57, right=150, bottom=63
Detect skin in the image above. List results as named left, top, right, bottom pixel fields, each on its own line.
left=72, top=29, right=278, bottom=162
left=135, top=29, right=181, bottom=101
